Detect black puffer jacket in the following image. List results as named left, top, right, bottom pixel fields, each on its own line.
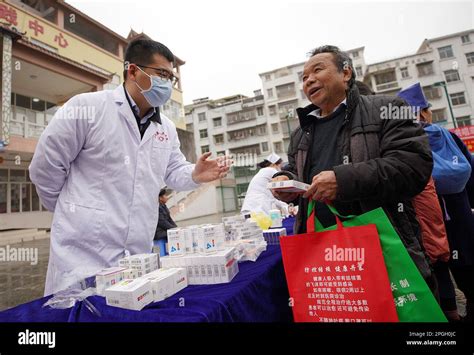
left=275, top=84, right=434, bottom=281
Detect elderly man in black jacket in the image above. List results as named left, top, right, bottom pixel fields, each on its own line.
left=272, top=45, right=436, bottom=292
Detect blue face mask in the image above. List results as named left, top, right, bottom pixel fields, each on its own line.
left=135, top=67, right=172, bottom=107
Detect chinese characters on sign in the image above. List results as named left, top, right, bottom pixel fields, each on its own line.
left=1, top=5, right=69, bottom=49
left=28, top=20, right=44, bottom=36
left=450, top=125, right=474, bottom=153
left=0, top=3, right=18, bottom=26
left=303, top=263, right=373, bottom=323
left=391, top=278, right=418, bottom=309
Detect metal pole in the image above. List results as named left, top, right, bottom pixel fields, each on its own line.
left=443, top=84, right=457, bottom=129
left=286, top=113, right=291, bottom=136
left=435, top=81, right=457, bottom=129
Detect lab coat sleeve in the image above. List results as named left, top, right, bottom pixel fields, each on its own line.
left=164, top=129, right=201, bottom=191
left=274, top=198, right=289, bottom=211
left=29, top=96, right=89, bottom=211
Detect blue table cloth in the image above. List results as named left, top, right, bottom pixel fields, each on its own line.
left=0, top=246, right=292, bottom=322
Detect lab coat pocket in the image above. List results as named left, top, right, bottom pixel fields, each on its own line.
left=57, top=200, right=106, bottom=256
left=151, top=139, right=172, bottom=177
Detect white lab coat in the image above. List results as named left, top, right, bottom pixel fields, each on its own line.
left=29, top=86, right=200, bottom=295
left=241, top=167, right=288, bottom=215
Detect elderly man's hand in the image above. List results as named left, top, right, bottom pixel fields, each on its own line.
left=303, top=171, right=338, bottom=202
left=270, top=175, right=300, bottom=203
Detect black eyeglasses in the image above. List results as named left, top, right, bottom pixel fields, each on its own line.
left=135, top=64, right=178, bottom=85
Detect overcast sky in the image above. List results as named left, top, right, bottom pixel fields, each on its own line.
left=68, top=0, right=473, bottom=105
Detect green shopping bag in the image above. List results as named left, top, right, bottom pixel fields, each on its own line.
left=308, top=201, right=447, bottom=322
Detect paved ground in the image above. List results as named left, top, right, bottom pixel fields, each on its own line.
left=0, top=239, right=49, bottom=311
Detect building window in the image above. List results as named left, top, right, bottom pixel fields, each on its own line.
left=355, top=66, right=363, bottom=77
left=267, top=88, right=274, bottom=98
left=432, top=109, right=447, bottom=123
left=400, top=67, right=409, bottom=79
left=269, top=106, right=276, bottom=115
left=271, top=123, right=279, bottom=133
left=374, top=71, right=397, bottom=91
left=274, top=142, right=283, bottom=153
left=217, top=150, right=226, bottom=156
left=466, top=52, right=474, bottom=65
left=438, top=45, right=454, bottom=60
left=450, top=92, right=467, bottom=106
left=352, top=51, right=359, bottom=59
left=199, top=129, right=208, bottom=139
left=162, top=99, right=182, bottom=121
left=423, top=86, right=441, bottom=100
left=213, top=117, right=222, bottom=127
left=461, top=34, right=471, bottom=44
left=0, top=169, right=43, bottom=214
left=237, top=183, right=250, bottom=200
left=265, top=74, right=272, bottom=81
left=258, top=125, right=267, bottom=135
left=444, top=69, right=460, bottom=83
left=416, top=62, right=434, bottom=77
left=261, top=142, right=269, bottom=152
left=10, top=92, right=58, bottom=138
left=374, top=71, right=396, bottom=84
left=0, top=169, right=7, bottom=214
left=297, top=71, right=303, bottom=82
left=198, top=112, right=206, bottom=122
left=257, top=107, right=264, bottom=116
left=214, top=134, right=224, bottom=145
left=201, top=145, right=210, bottom=154
left=63, top=11, right=119, bottom=56
left=276, top=83, right=296, bottom=99
left=456, top=115, right=471, bottom=127
left=186, top=123, right=193, bottom=132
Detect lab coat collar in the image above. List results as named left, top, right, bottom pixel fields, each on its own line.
left=113, top=86, right=141, bottom=142
left=113, top=85, right=159, bottom=145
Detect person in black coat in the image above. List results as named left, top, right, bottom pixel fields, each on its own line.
left=271, top=46, right=435, bottom=293
left=154, top=189, right=177, bottom=240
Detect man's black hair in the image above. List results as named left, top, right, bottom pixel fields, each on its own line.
left=123, top=39, right=175, bottom=79
left=258, top=158, right=283, bottom=169
left=308, top=45, right=356, bottom=88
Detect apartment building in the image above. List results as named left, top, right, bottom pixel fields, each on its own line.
left=364, top=30, right=474, bottom=129
left=185, top=91, right=272, bottom=200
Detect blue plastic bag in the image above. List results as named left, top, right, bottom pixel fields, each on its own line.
left=424, top=124, right=471, bottom=194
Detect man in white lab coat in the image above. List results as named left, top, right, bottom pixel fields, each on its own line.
left=30, top=39, right=230, bottom=295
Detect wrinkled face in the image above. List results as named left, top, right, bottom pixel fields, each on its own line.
left=302, top=53, right=351, bottom=107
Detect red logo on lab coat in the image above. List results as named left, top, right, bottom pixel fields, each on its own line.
left=154, top=131, right=169, bottom=142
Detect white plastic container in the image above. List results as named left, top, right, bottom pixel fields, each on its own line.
left=269, top=204, right=283, bottom=228
left=167, top=228, right=186, bottom=257
left=197, top=225, right=218, bottom=254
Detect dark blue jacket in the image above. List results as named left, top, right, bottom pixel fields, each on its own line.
left=439, top=132, right=474, bottom=267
